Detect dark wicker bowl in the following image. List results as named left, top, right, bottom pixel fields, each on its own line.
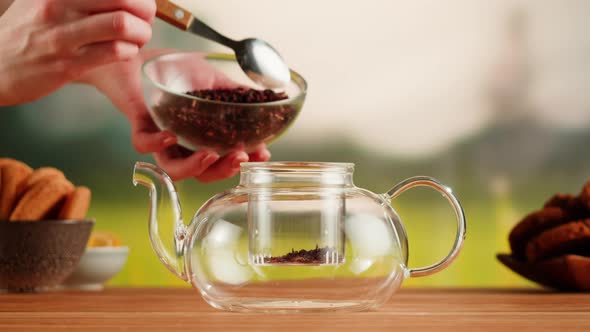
left=497, top=253, right=590, bottom=291
left=0, top=220, right=94, bottom=292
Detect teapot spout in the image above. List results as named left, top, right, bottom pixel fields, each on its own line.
left=133, top=162, right=188, bottom=281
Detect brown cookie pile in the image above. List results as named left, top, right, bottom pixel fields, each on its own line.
left=0, top=158, right=91, bottom=221
left=509, top=182, right=590, bottom=263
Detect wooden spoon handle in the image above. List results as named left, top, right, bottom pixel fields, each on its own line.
left=155, top=0, right=194, bottom=30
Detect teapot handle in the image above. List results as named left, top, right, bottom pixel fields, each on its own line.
left=384, top=176, right=466, bottom=278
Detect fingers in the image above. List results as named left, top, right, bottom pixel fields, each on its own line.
left=138, top=48, right=177, bottom=62
left=152, top=146, right=270, bottom=182
left=133, top=130, right=177, bottom=155
left=71, top=0, right=157, bottom=24
left=72, top=41, right=139, bottom=72
left=248, top=148, right=271, bottom=162
left=212, top=69, right=243, bottom=89
left=129, top=110, right=177, bottom=154
left=61, top=11, right=152, bottom=51
left=154, top=148, right=220, bottom=181
left=189, top=54, right=242, bottom=89
left=196, top=150, right=249, bottom=183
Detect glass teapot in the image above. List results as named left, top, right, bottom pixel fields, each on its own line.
left=133, top=161, right=466, bottom=312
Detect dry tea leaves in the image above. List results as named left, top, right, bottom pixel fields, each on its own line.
left=187, top=88, right=288, bottom=103
left=268, top=245, right=330, bottom=264
left=153, top=88, right=296, bottom=151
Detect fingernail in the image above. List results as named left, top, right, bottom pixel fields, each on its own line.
left=162, top=136, right=176, bottom=146
left=232, top=156, right=247, bottom=169
left=202, top=153, right=219, bottom=165
left=261, top=149, right=271, bottom=160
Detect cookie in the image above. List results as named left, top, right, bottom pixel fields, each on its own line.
left=0, top=158, right=15, bottom=167
left=9, top=178, right=74, bottom=221
left=23, top=167, right=65, bottom=192
left=509, top=207, right=573, bottom=260
left=0, top=160, right=33, bottom=220
left=580, top=182, right=590, bottom=213
left=0, top=158, right=23, bottom=168
left=58, top=186, right=91, bottom=220
left=0, top=168, right=2, bottom=212
left=526, top=219, right=590, bottom=262
left=544, top=193, right=577, bottom=209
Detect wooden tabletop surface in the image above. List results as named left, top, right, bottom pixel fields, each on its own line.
left=0, top=288, right=589, bottom=331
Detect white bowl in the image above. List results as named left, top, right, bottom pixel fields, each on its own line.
left=61, top=246, right=129, bottom=290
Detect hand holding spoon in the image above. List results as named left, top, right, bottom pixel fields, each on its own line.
left=155, top=0, right=290, bottom=89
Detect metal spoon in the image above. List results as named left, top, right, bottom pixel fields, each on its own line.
left=155, top=0, right=290, bottom=89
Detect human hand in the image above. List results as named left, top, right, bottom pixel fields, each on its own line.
left=0, top=0, right=155, bottom=106
left=79, top=49, right=271, bottom=182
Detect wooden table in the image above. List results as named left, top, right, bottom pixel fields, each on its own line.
left=1, top=288, right=589, bottom=331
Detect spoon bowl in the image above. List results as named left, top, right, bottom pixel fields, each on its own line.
left=235, top=39, right=292, bottom=89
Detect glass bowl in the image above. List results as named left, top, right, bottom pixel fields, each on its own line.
left=142, top=52, right=307, bottom=154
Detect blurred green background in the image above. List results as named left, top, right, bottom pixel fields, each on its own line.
left=1, top=1, right=589, bottom=288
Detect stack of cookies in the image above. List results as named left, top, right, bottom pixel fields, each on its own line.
left=0, top=159, right=91, bottom=221
left=499, top=182, right=590, bottom=291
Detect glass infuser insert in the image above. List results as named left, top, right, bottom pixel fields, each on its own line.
left=248, top=190, right=346, bottom=265
left=243, top=163, right=351, bottom=266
